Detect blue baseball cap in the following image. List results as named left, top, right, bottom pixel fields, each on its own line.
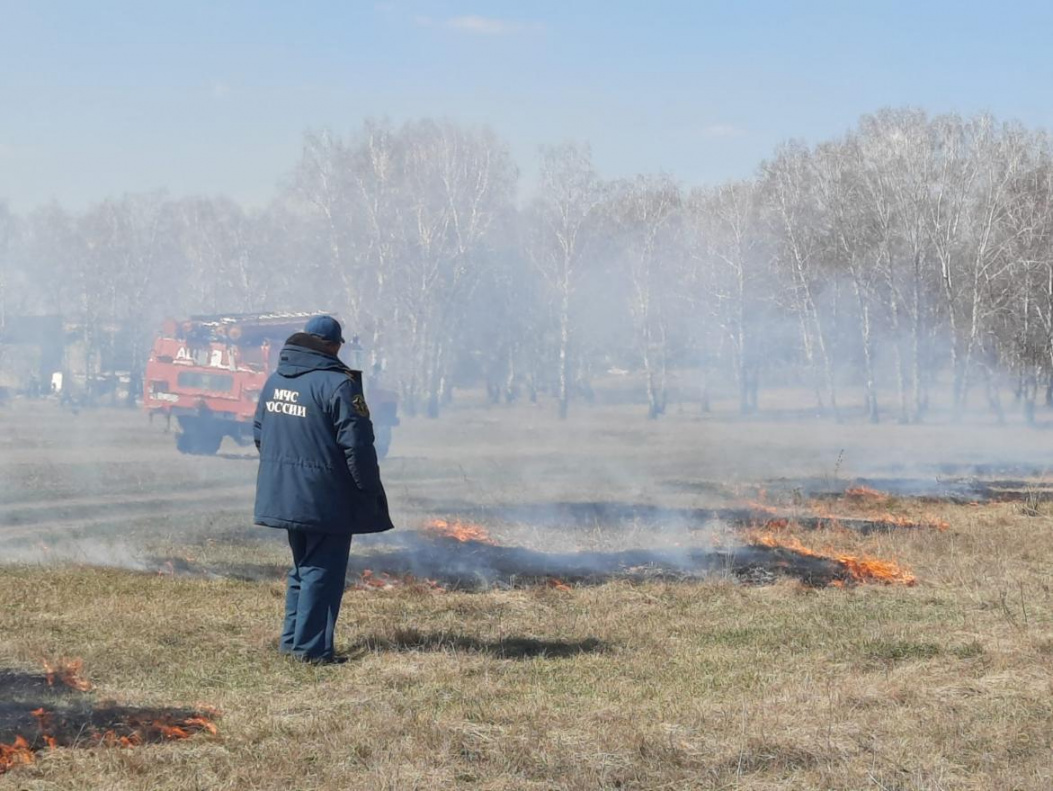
left=304, top=315, right=345, bottom=344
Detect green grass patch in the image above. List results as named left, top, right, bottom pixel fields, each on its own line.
left=862, top=638, right=941, bottom=664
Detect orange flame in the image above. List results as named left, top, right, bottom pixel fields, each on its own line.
left=547, top=578, right=572, bottom=591
left=116, top=713, right=218, bottom=743
left=421, top=518, right=497, bottom=545
left=816, top=506, right=948, bottom=532
left=181, top=717, right=220, bottom=736
left=158, top=724, right=191, bottom=740
left=791, top=498, right=949, bottom=533
left=0, top=736, right=35, bottom=774
left=43, top=659, right=92, bottom=692
left=844, top=486, right=887, bottom=501
left=3, top=694, right=219, bottom=775
left=832, top=488, right=949, bottom=531
left=1, top=659, right=219, bottom=776
left=101, top=730, right=141, bottom=748
left=30, top=708, right=56, bottom=748
left=749, top=533, right=917, bottom=586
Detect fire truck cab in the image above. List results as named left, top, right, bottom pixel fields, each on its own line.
left=143, top=313, right=398, bottom=458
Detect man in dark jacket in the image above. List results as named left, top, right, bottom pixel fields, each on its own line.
left=254, top=315, right=394, bottom=664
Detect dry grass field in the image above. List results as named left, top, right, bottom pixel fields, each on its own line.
left=1, top=395, right=1052, bottom=790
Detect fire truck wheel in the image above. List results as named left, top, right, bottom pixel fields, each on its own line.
left=176, top=426, right=223, bottom=456
left=374, top=424, right=392, bottom=460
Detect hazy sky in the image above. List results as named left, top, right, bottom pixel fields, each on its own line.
left=3, top=0, right=1053, bottom=211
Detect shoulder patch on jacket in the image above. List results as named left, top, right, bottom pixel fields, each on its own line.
left=352, top=393, right=370, bottom=418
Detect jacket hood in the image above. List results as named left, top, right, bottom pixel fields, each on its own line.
left=276, top=333, right=352, bottom=378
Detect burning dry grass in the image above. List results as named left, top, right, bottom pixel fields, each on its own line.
left=0, top=663, right=219, bottom=776
left=843, top=484, right=888, bottom=501
left=746, top=532, right=917, bottom=586
left=138, top=506, right=926, bottom=600
left=741, top=485, right=951, bottom=534
left=42, top=658, right=92, bottom=692
left=421, top=517, right=499, bottom=545
left=0, top=737, right=33, bottom=774
left=390, top=512, right=922, bottom=590
left=352, top=569, right=446, bottom=592
left=356, top=517, right=915, bottom=590
left=1, top=497, right=1051, bottom=789
left=3, top=403, right=1053, bottom=788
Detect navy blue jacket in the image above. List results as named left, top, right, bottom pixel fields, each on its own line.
left=253, top=334, right=394, bottom=535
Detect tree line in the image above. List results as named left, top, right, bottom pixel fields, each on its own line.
left=1, top=107, right=1052, bottom=423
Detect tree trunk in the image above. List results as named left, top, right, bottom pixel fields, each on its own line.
left=657, top=320, right=668, bottom=416
left=699, top=364, right=711, bottom=414
left=808, top=295, right=838, bottom=420
left=736, top=264, right=751, bottom=415
left=911, top=255, right=925, bottom=423
left=885, top=265, right=909, bottom=423
left=642, top=320, right=667, bottom=420
left=852, top=276, right=879, bottom=423
left=796, top=305, right=823, bottom=412
left=426, top=337, right=448, bottom=419
left=644, top=345, right=660, bottom=419
left=1022, top=367, right=1037, bottom=425
left=558, top=286, right=570, bottom=420
left=504, top=344, right=518, bottom=403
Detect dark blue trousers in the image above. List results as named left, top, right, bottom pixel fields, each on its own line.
left=281, top=531, right=353, bottom=661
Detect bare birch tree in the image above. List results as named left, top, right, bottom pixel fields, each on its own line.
left=528, top=143, right=606, bottom=419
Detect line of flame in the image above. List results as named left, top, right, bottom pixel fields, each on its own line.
left=749, top=533, right=917, bottom=586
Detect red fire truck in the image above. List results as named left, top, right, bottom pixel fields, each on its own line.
left=142, top=313, right=399, bottom=457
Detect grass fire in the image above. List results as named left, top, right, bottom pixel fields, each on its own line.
left=421, top=517, right=499, bottom=545
left=746, top=533, right=917, bottom=586
left=0, top=662, right=219, bottom=776
left=11, top=7, right=1053, bottom=786
left=2, top=404, right=1052, bottom=789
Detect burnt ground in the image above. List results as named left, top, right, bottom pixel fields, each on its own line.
left=0, top=668, right=217, bottom=760
left=670, top=473, right=1053, bottom=504
left=761, top=476, right=1053, bottom=504
left=1, top=395, right=1052, bottom=789
left=437, top=500, right=947, bottom=534
left=147, top=537, right=849, bottom=589
left=1, top=397, right=1049, bottom=584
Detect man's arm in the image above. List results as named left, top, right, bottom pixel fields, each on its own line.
left=253, top=391, right=265, bottom=451
left=331, top=378, right=381, bottom=492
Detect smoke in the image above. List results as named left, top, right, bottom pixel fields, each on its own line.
left=5, top=110, right=1053, bottom=429
left=4, top=111, right=1053, bottom=595
left=2, top=375, right=1052, bottom=587
left=0, top=539, right=146, bottom=570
